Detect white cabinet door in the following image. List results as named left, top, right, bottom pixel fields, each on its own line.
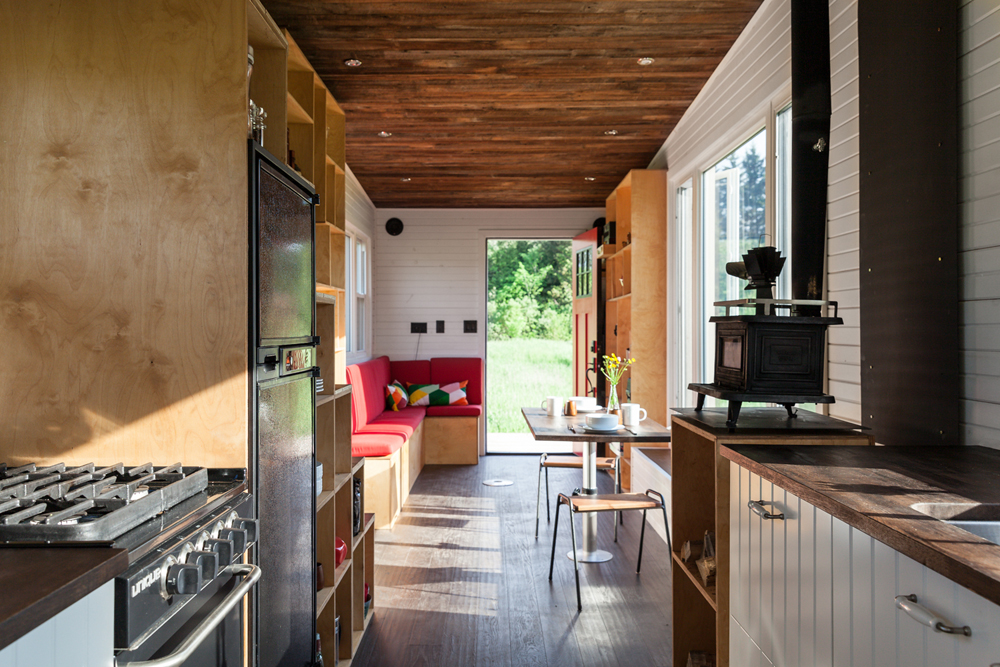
left=871, top=538, right=898, bottom=666
left=733, top=461, right=1000, bottom=667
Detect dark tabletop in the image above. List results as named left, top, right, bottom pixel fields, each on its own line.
left=721, top=444, right=1000, bottom=606
left=0, top=545, right=128, bottom=651
left=522, top=407, right=671, bottom=443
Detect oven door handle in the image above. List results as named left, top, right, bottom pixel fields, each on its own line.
left=116, top=564, right=261, bottom=667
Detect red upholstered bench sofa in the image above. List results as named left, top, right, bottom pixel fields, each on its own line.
left=346, top=355, right=483, bottom=528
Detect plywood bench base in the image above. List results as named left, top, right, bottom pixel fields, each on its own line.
left=364, top=422, right=424, bottom=529
left=423, top=416, right=480, bottom=465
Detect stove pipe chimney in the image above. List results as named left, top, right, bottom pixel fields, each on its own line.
left=789, top=0, right=831, bottom=316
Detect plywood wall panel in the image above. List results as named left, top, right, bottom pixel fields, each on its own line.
left=0, top=0, right=249, bottom=467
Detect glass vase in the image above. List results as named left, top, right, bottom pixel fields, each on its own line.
left=607, top=384, right=620, bottom=412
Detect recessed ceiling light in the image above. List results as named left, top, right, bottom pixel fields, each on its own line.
left=585, top=177, right=596, bottom=181
left=400, top=177, right=412, bottom=182
left=637, top=57, right=655, bottom=66
left=378, top=131, right=392, bottom=138
left=604, top=129, right=618, bottom=135
left=344, top=57, right=362, bottom=67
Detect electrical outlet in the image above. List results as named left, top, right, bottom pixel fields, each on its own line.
left=463, top=320, right=477, bottom=334
left=411, top=322, right=427, bottom=334
left=436, top=320, right=445, bottom=333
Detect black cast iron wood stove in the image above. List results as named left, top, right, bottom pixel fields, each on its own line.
left=689, top=246, right=843, bottom=427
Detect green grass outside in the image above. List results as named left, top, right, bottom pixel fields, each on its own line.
left=486, top=338, right=572, bottom=433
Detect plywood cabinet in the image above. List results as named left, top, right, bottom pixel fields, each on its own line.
left=671, top=410, right=872, bottom=667
left=731, top=461, right=1000, bottom=667
left=0, top=0, right=295, bottom=469
left=600, top=170, right=668, bottom=487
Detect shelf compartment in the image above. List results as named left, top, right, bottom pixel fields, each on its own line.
left=286, top=91, right=312, bottom=125
left=352, top=512, right=374, bottom=550
left=317, top=489, right=334, bottom=513
left=672, top=551, right=717, bottom=611
left=316, top=393, right=335, bottom=407
left=334, top=473, right=351, bottom=494
left=316, top=222, right=335, bottom=286
left=333, top=557, right=351, bottom=589
left=316, top=585, right=335, bottom=619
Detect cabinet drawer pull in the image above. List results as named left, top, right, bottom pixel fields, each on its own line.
left=748, top=500, right=784, bottom=520
left=895, top=594, right=971, bottom=637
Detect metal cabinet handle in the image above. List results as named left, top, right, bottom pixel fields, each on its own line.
left=116, top=564, right=262, bottom=667
left=895, top=594, right=971, bottom=637
left=748, top=499, right=784, bottom=520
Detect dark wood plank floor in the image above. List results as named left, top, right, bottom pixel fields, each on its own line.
left=352, top=455, right=673, bottom=667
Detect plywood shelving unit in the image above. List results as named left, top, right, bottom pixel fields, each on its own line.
left=669, top=411, right=873, bottom=667
left=281, top=28, right=349, bottom=389
left=271, top=28, right=373, bottom=664
left=251, top=14, right=369, bottom=662
left=601, top=170, right=669, bottom=488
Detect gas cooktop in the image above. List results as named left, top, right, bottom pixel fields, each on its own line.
left=0, top=462, right=211, bottom=543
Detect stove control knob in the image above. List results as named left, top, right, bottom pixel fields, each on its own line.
left=186, top=550, right=219, bottom=582
left=218, top=528, right=247, bottom=556
left=235, top=518, right=258, bottom=544
left=204, top=538, right=234, bottom=566
left=164, top=563, right=202, bottom=597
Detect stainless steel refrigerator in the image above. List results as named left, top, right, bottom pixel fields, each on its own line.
left=249, top=140, right=318, bottom=667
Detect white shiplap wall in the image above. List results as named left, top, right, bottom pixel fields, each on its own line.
left=960, top=0, right=1000, bottom=448
left=345, top=165, right=376, bottom=240
left=825, top=0, right=861, bottom=424
left=656, top=0, right=862, bottom=423
left=371, top=209, right=601, bottom=361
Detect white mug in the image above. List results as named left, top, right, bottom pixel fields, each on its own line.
left=621, top=403, right=647, bottom=427
left=541, top=396, right=562, bottom=417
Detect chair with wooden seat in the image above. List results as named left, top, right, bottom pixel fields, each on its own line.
left=535, top=453, right=621, bottom=538
left=548, top=489, right=671, bottom=610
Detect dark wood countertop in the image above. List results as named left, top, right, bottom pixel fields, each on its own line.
left=0, top=545, right=128, bottom=651
left=721, top=444, right=1000, bottom=606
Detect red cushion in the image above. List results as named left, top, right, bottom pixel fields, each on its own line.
left=430, top=357, right=483, bottom=405
left=351, top=432, right=405, bottom=458
left=390, top=360, right=431, bottom=386
left=425, top=405, right=483, bottom=417
left=362, top=406, right=426, bottom=440
left=346, top=356, right=391, bottom=430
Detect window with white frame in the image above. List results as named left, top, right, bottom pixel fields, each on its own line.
left=700, top=128, right=768, bottom=381
left=344, top=225, right=371, bottom=359
left=671, top=100, right=793, bottom=405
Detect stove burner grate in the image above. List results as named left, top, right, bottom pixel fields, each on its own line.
left=0, top=462, right=208, bottom=542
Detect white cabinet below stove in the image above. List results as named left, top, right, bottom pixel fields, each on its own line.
left=729, top=461, right=1000, bottom=667
left=0, top=581, right=113, bottom=667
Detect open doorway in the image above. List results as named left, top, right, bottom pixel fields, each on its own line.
left=485, top=239, right=574, bottom=454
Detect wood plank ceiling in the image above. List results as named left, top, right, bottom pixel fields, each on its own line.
left=262, top=1, right=763, bottom=208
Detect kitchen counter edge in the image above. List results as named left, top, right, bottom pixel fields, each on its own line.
left=0, top=545, right=128, bottom=651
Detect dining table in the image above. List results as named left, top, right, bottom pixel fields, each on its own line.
left=521, top=406, right=671, bottom=563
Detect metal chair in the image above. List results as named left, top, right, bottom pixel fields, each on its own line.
left=535, top=453, right=621, bottom=538
left=548, top=489, right=671, bottom=610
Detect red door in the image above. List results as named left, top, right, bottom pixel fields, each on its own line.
left=571, top=228, right=599, bottom=398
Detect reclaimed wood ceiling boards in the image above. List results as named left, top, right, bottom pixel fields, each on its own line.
left=262, top=1, right=763, bottom=208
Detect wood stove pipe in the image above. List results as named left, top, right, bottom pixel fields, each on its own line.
left=789, top=0, right=831, bottom=315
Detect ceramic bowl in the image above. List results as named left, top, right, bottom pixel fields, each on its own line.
left=569, top=395, right=597, bottom=409
left=585, top=413, right=618, bottom=430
